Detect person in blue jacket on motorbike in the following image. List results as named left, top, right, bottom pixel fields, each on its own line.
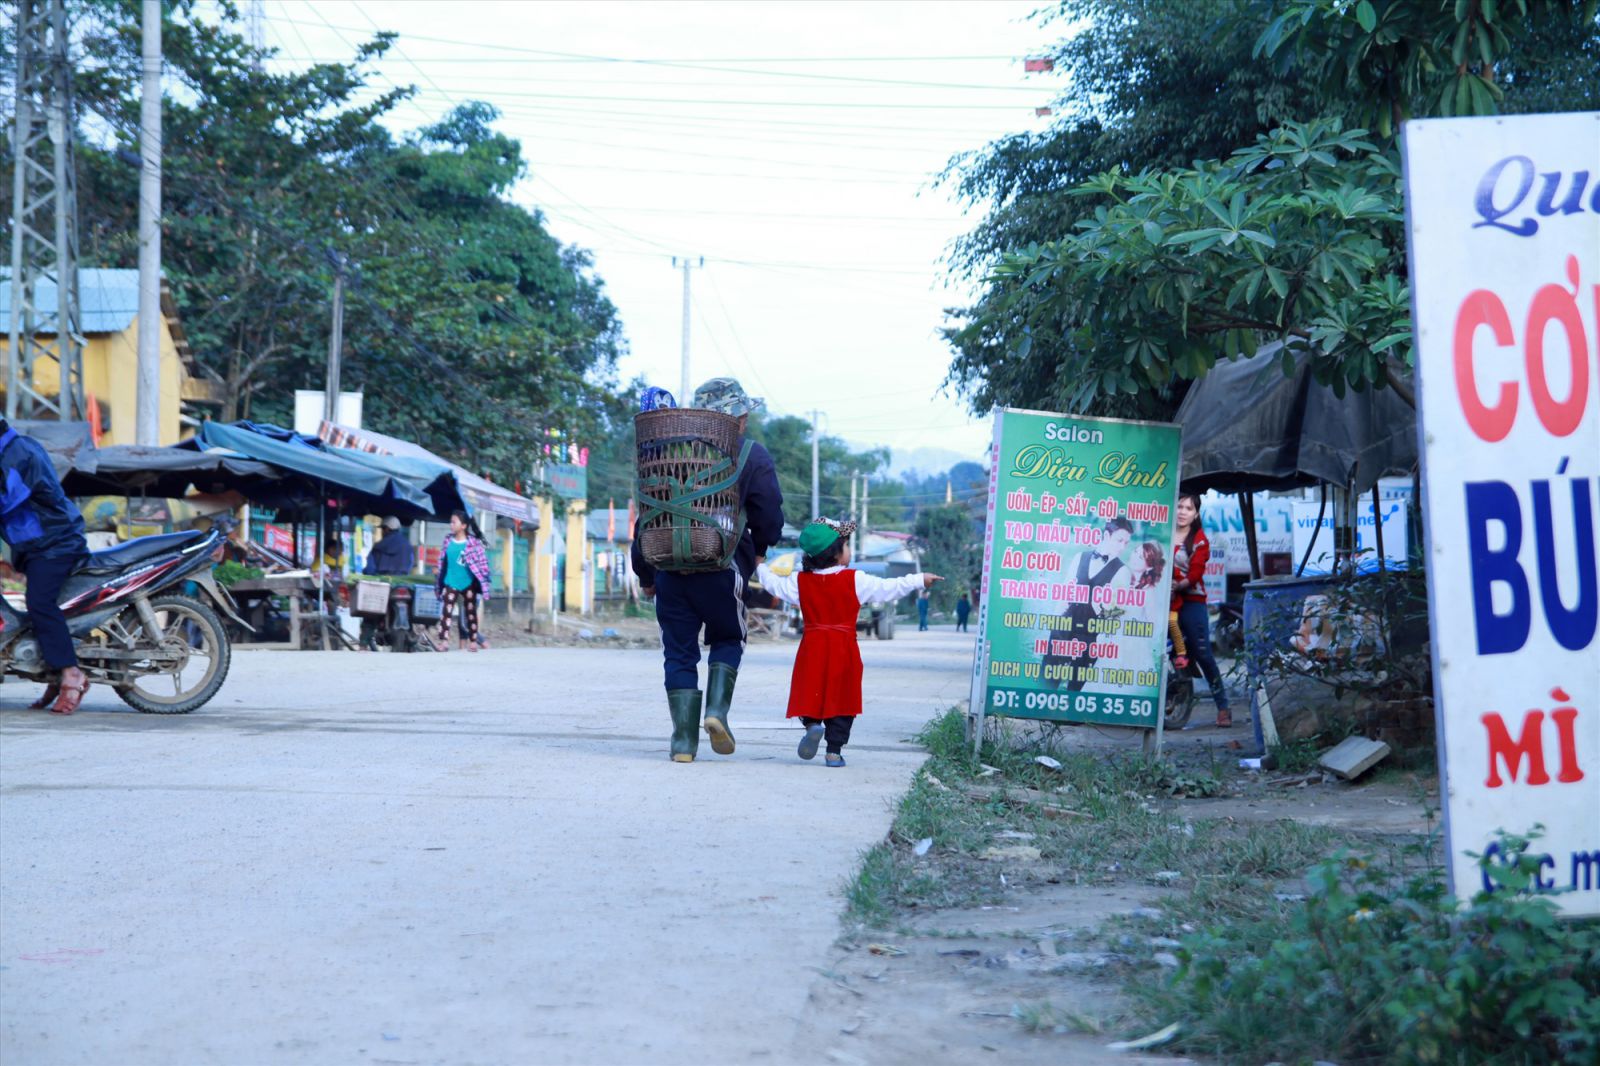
left=0, top=419, right=91, bottom=714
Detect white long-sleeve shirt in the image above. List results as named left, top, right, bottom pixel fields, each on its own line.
left=756, top=563, right=926, bottom=609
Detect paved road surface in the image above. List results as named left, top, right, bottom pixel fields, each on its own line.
left=1, top=628, right=975, bottom=1065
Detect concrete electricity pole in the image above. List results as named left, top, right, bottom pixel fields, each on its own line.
left=809, top=409, right=822, bottom=520
left=672, top=255, right=702, bottom=403
left=135, top=0, right=162, bottom=445
left=862, top=475, right=870, bottom=540
left=323, top=253, right=346, bottom=427
left=848, top=473, right=858, bottom=557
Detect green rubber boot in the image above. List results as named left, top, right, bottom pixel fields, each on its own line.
left=703, top=662, right=737, bottom=755
left=668, top=689, right=702, bottom=763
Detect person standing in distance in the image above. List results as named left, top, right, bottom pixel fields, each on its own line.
left=632, top=378, right=785, bottom=763
left=0, top=419, right=91, bottom=713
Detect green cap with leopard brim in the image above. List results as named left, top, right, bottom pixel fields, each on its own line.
left=799, top=518, right=856, bottom=558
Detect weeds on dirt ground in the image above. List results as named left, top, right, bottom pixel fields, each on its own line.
left=1131, top=834, right=1600, bottom=1065
left=843, top=708, right=1338, bottom=928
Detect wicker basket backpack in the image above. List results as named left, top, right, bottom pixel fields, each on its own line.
left=635, top=408, right=754, bottom=573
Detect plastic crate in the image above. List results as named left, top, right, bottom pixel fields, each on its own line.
left=352, top=580, right=390, bottom=617
left=411, top=585, right=443, bottom=622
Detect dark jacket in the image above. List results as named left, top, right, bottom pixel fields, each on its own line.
left=0, top=423, right=88, bottom=566
left=363, top=529, right=415, bottom=576
left=631, top=438, right=784, bottom=587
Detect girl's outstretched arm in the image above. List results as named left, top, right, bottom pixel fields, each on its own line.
left=755, top=560, right=802, bottom=606
left=855, top=570, right=940, bottom=605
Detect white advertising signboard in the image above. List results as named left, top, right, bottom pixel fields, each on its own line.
left=1203, top=492, right=1294, bottom=574
left=1404, top=113, right=1600, bottom=916
left=1289, top=496, right=1409, bottom=574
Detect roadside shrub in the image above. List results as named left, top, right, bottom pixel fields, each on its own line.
left=1136, top=835, right=1600, bottom=1064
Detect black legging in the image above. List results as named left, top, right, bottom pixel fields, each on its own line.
left=438, top=586, right=481, bottom=645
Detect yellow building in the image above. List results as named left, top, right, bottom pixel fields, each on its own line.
left=1, top=269, right=222, bottom=444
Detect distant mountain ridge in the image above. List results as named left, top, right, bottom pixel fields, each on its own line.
left=872, top=443, right=981, bottom=479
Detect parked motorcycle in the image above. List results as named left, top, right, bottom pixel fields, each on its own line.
left=359, top=583, right=420, bottom=653
left=1, top=521, right=250, bottom=713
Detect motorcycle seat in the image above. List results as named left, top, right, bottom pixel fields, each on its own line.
left=77, top=530, right=208, bottom=576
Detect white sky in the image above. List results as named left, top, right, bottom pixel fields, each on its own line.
left=245, top=0, right=1058, bottom=466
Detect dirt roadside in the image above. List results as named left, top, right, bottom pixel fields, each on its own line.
left=796, top=712, right=1439, bottom=1065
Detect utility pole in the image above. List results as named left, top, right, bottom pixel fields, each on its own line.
left=7, top=0, right=84, bottom=424
left=862, top=475, right=870, bottom=541
left=323, top=253, right=346, bottom=427
left=135, top=0, right=162, bottom=445
left=809, top=409, right=822, bottom=520
left=246, top=0, right=266, bottom=61
left=671, top=255, right=702, bottom=403
left=848, top=473, right=859, bottom=557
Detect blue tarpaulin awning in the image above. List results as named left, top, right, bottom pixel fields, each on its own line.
left=190, top=422, right=446, bottom=518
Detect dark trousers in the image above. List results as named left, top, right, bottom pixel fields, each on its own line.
left=22, top=553, right=80, bottom=670
left=917, top=602, right=928, bottom=630
left=655, top=568, right=745, bottom=691
left=802, top=715, right=855, bottom=754
left=1177, top=600, right=1229, bottom=709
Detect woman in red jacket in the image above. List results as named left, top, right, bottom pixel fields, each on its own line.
left=1172, top=493, right=1233, bottom=727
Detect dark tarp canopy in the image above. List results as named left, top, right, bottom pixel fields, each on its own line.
left=60, top=445, right=281, bottom=499
left=13, top=420, right=95, bottom=477
left=329, top=446, right=469, bottom=522
left=189, top=422, right=449, bottom=519
left=1173, top=341, right=1417, bottom=495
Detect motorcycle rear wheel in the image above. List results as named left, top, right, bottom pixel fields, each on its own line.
left=114, top=593, right=232, bottom=714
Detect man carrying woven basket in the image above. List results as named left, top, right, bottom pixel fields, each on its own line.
left=631, top=377, right=785, bottom=762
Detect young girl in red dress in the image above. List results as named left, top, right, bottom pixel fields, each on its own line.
left=757, top=519, right=941, bottom=766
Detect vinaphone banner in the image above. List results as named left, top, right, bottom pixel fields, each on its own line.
left=1404, top=112, right=1600, bottom=917
left=969, top=408, right=1182, bottom=731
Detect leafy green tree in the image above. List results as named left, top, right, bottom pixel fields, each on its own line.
left=71, top=0, right=622, bottom=488
left=913, top=504, right=982, bottom=614
left=745, top=412, right=888, bottom=526
left=943, top=0, right=1598, bottom=419
left=1256, top=0, right=1600, bottom=137
left=972, top=120, right=1411, bottom=412
left=939, top=0, right=1330, bottom=420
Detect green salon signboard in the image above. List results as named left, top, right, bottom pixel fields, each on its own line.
left=969, top=408, right=1183, bottom=731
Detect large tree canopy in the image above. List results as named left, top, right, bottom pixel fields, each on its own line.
left=72, top=0, right=623, bottom=487
left=942, top=0, right=1598, bottom=420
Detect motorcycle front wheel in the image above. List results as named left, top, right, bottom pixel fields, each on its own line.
left=114, top=593, right=232, bottom=714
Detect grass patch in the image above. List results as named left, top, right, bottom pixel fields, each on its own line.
left=1012, top=1001, right=1105, bottom=1035
left=846, top=707, right=1346, bottom=928
left=1127, top=838, right=1600, bottom=1065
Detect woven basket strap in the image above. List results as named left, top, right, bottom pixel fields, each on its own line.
left=636, top=439, right=753, bottom=527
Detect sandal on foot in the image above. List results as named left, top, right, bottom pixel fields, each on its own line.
left=825, top=753, right=846, bottom=768
left=51, top=679, right=89, bottom=716
left=797, top=724, right=825, bottom=761
left=30, top=684, right=61, bottom=710
left=1215, top=707, right=1233, bottom=728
